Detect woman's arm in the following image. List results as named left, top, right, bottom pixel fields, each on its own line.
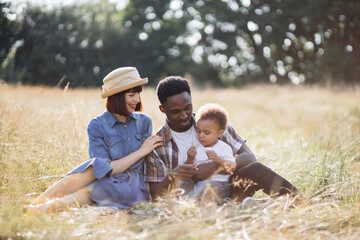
left=87, top=119, right=111, bottom=160
left=88, top=117, right=162, bottom=176
left=109, top=135, right=163, bottom=176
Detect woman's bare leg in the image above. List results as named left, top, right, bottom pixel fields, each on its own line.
left=32, top=166, right=96, bottom=205
left=27, top=187, right=94, bottom=214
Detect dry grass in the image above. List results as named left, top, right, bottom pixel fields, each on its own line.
left=0, top=82, right=359, bottom=239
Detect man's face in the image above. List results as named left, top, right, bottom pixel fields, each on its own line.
left=160, top=92, right=193, bottom=132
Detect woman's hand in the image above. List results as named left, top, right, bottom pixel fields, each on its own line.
left=137, top=135, right=163, bottom=157
left=110, top=135, right=163, bottom=176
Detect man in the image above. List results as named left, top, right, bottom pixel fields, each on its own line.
left=144, top=76, right=299, bottom=202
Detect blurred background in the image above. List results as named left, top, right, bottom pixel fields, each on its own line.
left=1, top=0, right=359, bottom=88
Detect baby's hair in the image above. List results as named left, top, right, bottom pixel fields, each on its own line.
left=196, top=103, right=228, bottom=130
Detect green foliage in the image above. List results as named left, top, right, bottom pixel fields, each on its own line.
left=14, top=2, right=124, bottom=87
left=2, top=0, right=360, bottom=86
left=0, top=46, right=26, bottom=83
left=181, top=0, right=360, bottom=85
left=264, top=0, right=360, bottom=85
left=0, top=2, right=17, bottom=65
left=117, top=0, right=195, bottom=85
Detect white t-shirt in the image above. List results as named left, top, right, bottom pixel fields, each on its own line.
left=194, top=140, right=235, bottom=182
left=170, top=126, right=200, bottom=166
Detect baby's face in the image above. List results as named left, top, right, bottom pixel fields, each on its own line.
left=196, top=119, right=223, bottom=147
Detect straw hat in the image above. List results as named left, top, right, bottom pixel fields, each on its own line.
left=101, top=67, right=148, bottom=98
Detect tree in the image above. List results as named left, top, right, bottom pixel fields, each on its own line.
left=180, top=0, right=360, bottom=85
left=119, top=0, right=195, bottom=86
left=12, top=0, right=196, bottom=87
left=0, top=2, right=17, bottom=66
left=14, top=1, right=126, bottom=86
left=7, top=0, right=360, bottom=87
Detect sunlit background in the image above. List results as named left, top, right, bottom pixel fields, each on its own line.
left=1, top=0, right=359, bottom=88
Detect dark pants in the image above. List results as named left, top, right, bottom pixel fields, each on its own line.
left=229, top=162, right=299, bottom=201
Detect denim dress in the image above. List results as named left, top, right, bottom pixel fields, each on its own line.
left=67, top=111, right=152, bottom=209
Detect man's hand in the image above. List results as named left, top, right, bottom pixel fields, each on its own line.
left=223, top=161, right=236, bottom=174
left=171, top=164, right=198, bottom=181
left=192, top=161, right=219, bottom=182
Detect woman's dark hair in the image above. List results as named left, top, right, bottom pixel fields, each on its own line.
left=106, top=85, right=143, bottom=116
left=156, top=76, right=191, bottom=104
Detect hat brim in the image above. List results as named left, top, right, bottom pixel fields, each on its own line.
left=101, top=78, right=148, bottom=98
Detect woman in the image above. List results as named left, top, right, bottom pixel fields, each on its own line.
left=27, top=67, right=163, bottom=213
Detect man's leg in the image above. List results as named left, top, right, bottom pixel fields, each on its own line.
left=229, top=162, right=299, bottom=201
left=176, top=179, right=195, bottom=196
left=208, top=180, right=229, bottom=204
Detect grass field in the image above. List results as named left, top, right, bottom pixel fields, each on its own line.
left=0, top=82, right=359, bottom=239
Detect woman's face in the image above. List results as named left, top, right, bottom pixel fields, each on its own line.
left=124, top=91, right=140, bottom=114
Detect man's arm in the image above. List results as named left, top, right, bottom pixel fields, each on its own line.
left=221, top=123, right=256, bottom=169
left=235, top=142, right=256, bottom=169
left=148, top=164, right=198, bottom=201
left=193, top=142, right=256, bottom=181
left=192, top=161, right=219, bottom=182
left=148, top=177, right=172, bottom=201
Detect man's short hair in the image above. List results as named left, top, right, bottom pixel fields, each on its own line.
left=156, top=76, right=191, bottom=104
left=196, top=103, right=228, bottom=130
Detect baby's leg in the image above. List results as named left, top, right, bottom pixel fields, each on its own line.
left=189, top=180, right=209, bottom=199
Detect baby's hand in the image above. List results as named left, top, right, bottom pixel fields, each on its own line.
left=205, top=150, right=221, bottom=164
left=187, top=146, right=197, bottom=162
